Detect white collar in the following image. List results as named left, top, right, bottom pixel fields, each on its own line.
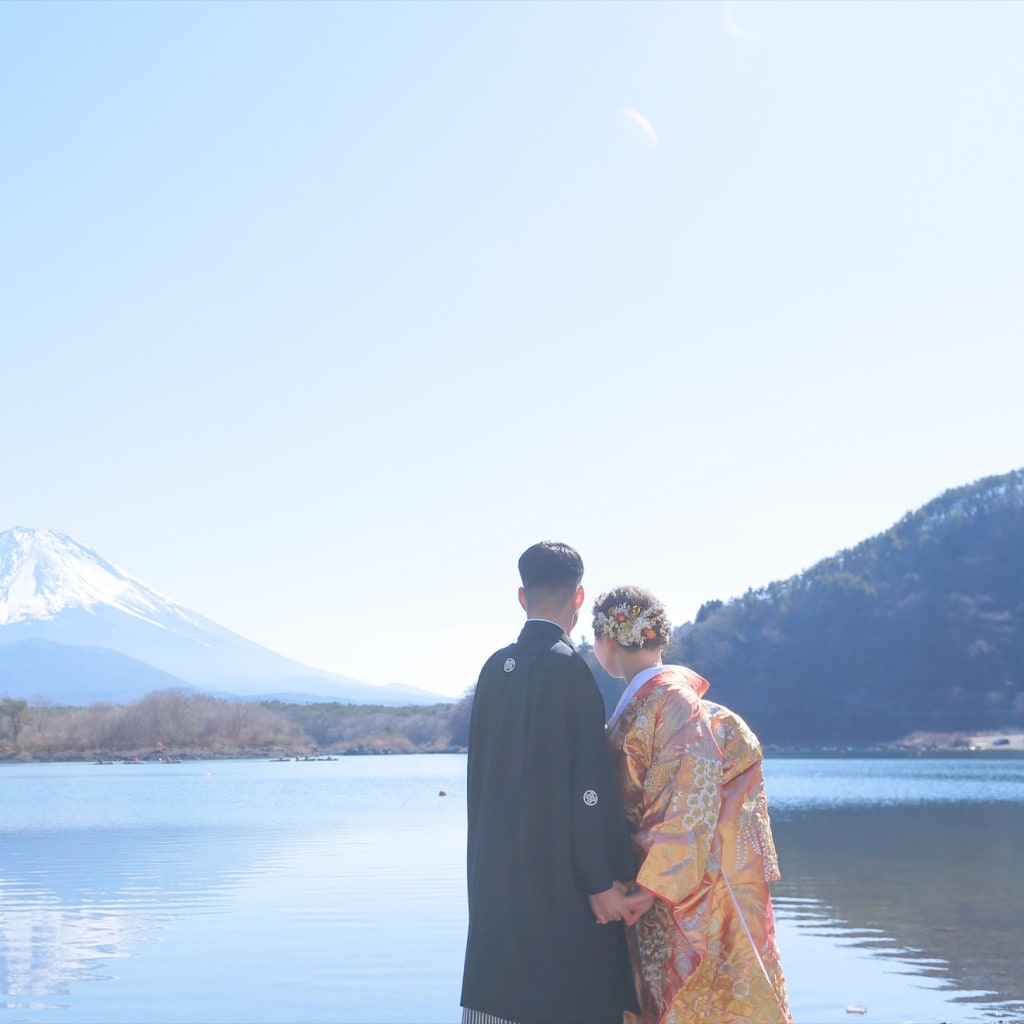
left=608, top=664, right=666, bottom=728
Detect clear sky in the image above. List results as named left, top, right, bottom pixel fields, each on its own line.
left=3, top=0, right=1022, bottom=699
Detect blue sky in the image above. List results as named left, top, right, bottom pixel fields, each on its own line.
left=3, top=0, right=1022, bottom=698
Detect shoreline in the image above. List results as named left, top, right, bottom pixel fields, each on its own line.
left=3, top=733, right=1024, bottom=764
left=765, top=730, right=1024, bottom=756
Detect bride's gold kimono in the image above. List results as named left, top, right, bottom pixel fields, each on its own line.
left=606, top=666, right=792, bottom=1024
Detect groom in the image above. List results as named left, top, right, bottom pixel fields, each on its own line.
left=460, top=541, right=638, bottom=1024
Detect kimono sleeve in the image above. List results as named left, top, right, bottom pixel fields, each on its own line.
left=565, top=660, right=633, bottom=896
left=634, top=695, right=723, bottom=906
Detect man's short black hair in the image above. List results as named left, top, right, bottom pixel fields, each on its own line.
left=518, top=542, right=584, bottom=598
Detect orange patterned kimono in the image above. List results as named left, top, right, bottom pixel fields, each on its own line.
left=606, top=666, right=791, bottom=1024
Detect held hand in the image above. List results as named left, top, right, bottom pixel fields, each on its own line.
left=622, top=887, right=656, bottom=926
left=589, top=880, right=630, bottom=925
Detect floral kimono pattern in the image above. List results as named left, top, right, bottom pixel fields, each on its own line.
left=607, top=667, right=792, bottom=1024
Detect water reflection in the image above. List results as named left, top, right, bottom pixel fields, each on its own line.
left=764, top=754, right=1024, bottom=810
left=772, top=800, right=1024, bottom=1018
left=0, top=825, right=257, bottom=1008
left=0, top=758, right=469, bottom=1023
left=2, top=757, right=1022, bottom=1023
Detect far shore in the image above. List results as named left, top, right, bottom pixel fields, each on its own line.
left=885, top=730, right=1024, bottom=752
left=3, top=733, right=1024, bottom=764
left=764, top=731, right=1024, bottom=757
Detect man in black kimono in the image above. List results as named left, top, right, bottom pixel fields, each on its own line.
left=461, top=542, right=638, bottom=1024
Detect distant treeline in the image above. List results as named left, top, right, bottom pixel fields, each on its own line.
left=0, top=689, right=473, bottom=761
left=261, top=697, right=472, bottom=753
left=654, top=469, right=1024, bottom=744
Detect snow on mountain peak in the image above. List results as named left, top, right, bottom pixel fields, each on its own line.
left=0, top=527, right=188, bottom=628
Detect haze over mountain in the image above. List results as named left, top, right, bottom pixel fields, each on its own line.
left=0, top=528, right=444, bottom=706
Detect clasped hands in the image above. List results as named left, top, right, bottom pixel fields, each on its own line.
left=589, top=880, right=655, bottom=926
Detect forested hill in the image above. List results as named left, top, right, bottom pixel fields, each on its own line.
left=663, top=468, right=1024, bottom=745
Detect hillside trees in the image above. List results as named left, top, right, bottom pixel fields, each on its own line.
left=669, top=468, right=1024, bottom=743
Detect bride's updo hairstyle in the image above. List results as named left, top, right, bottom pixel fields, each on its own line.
left=592, top=586, right=672, bottom=650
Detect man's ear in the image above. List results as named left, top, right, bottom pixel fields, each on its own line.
left=518, top=587, right=528, bottom=612
left=573, top=586, right=585, bottom=611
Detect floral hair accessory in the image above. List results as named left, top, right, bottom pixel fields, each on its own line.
left=593, top=602, right=659, bottom=648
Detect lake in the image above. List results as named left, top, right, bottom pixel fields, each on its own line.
left=1, top=755, right=1021, bottom=1024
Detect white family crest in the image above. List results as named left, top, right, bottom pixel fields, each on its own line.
left=503, top=658, right=516, bottom=673
left=583, top=789, right=599, bottom=806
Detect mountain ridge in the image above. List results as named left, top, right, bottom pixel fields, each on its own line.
left=0, top=528, right=445, bottom=706
left=662, top=467, right=1024, bottom=743
left=0, top=638, right=195, bottom=705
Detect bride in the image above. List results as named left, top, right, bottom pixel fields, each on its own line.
left=592, top=585, right=792, bottom=1024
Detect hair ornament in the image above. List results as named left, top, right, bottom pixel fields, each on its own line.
left=593, top=602, right=659, bottom=648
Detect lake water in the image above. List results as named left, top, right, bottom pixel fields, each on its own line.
left=1, top=755, right=1022, bottom=1024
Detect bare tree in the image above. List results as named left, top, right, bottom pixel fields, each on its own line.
left=0, top=697, right=30, bottom=746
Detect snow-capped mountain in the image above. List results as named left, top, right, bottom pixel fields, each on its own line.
left=1, top=527, right=216, bottom=630
left=0, top=527, right=445, bottom=706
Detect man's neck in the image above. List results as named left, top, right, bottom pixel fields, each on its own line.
left=525, top=608, right=574, bottom=634
left=526, top=615, right=569, bottom=633
left=519, top=585, right=581, bottom=636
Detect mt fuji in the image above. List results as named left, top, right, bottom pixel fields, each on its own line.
left=0, top=527, right=444, bottom=706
